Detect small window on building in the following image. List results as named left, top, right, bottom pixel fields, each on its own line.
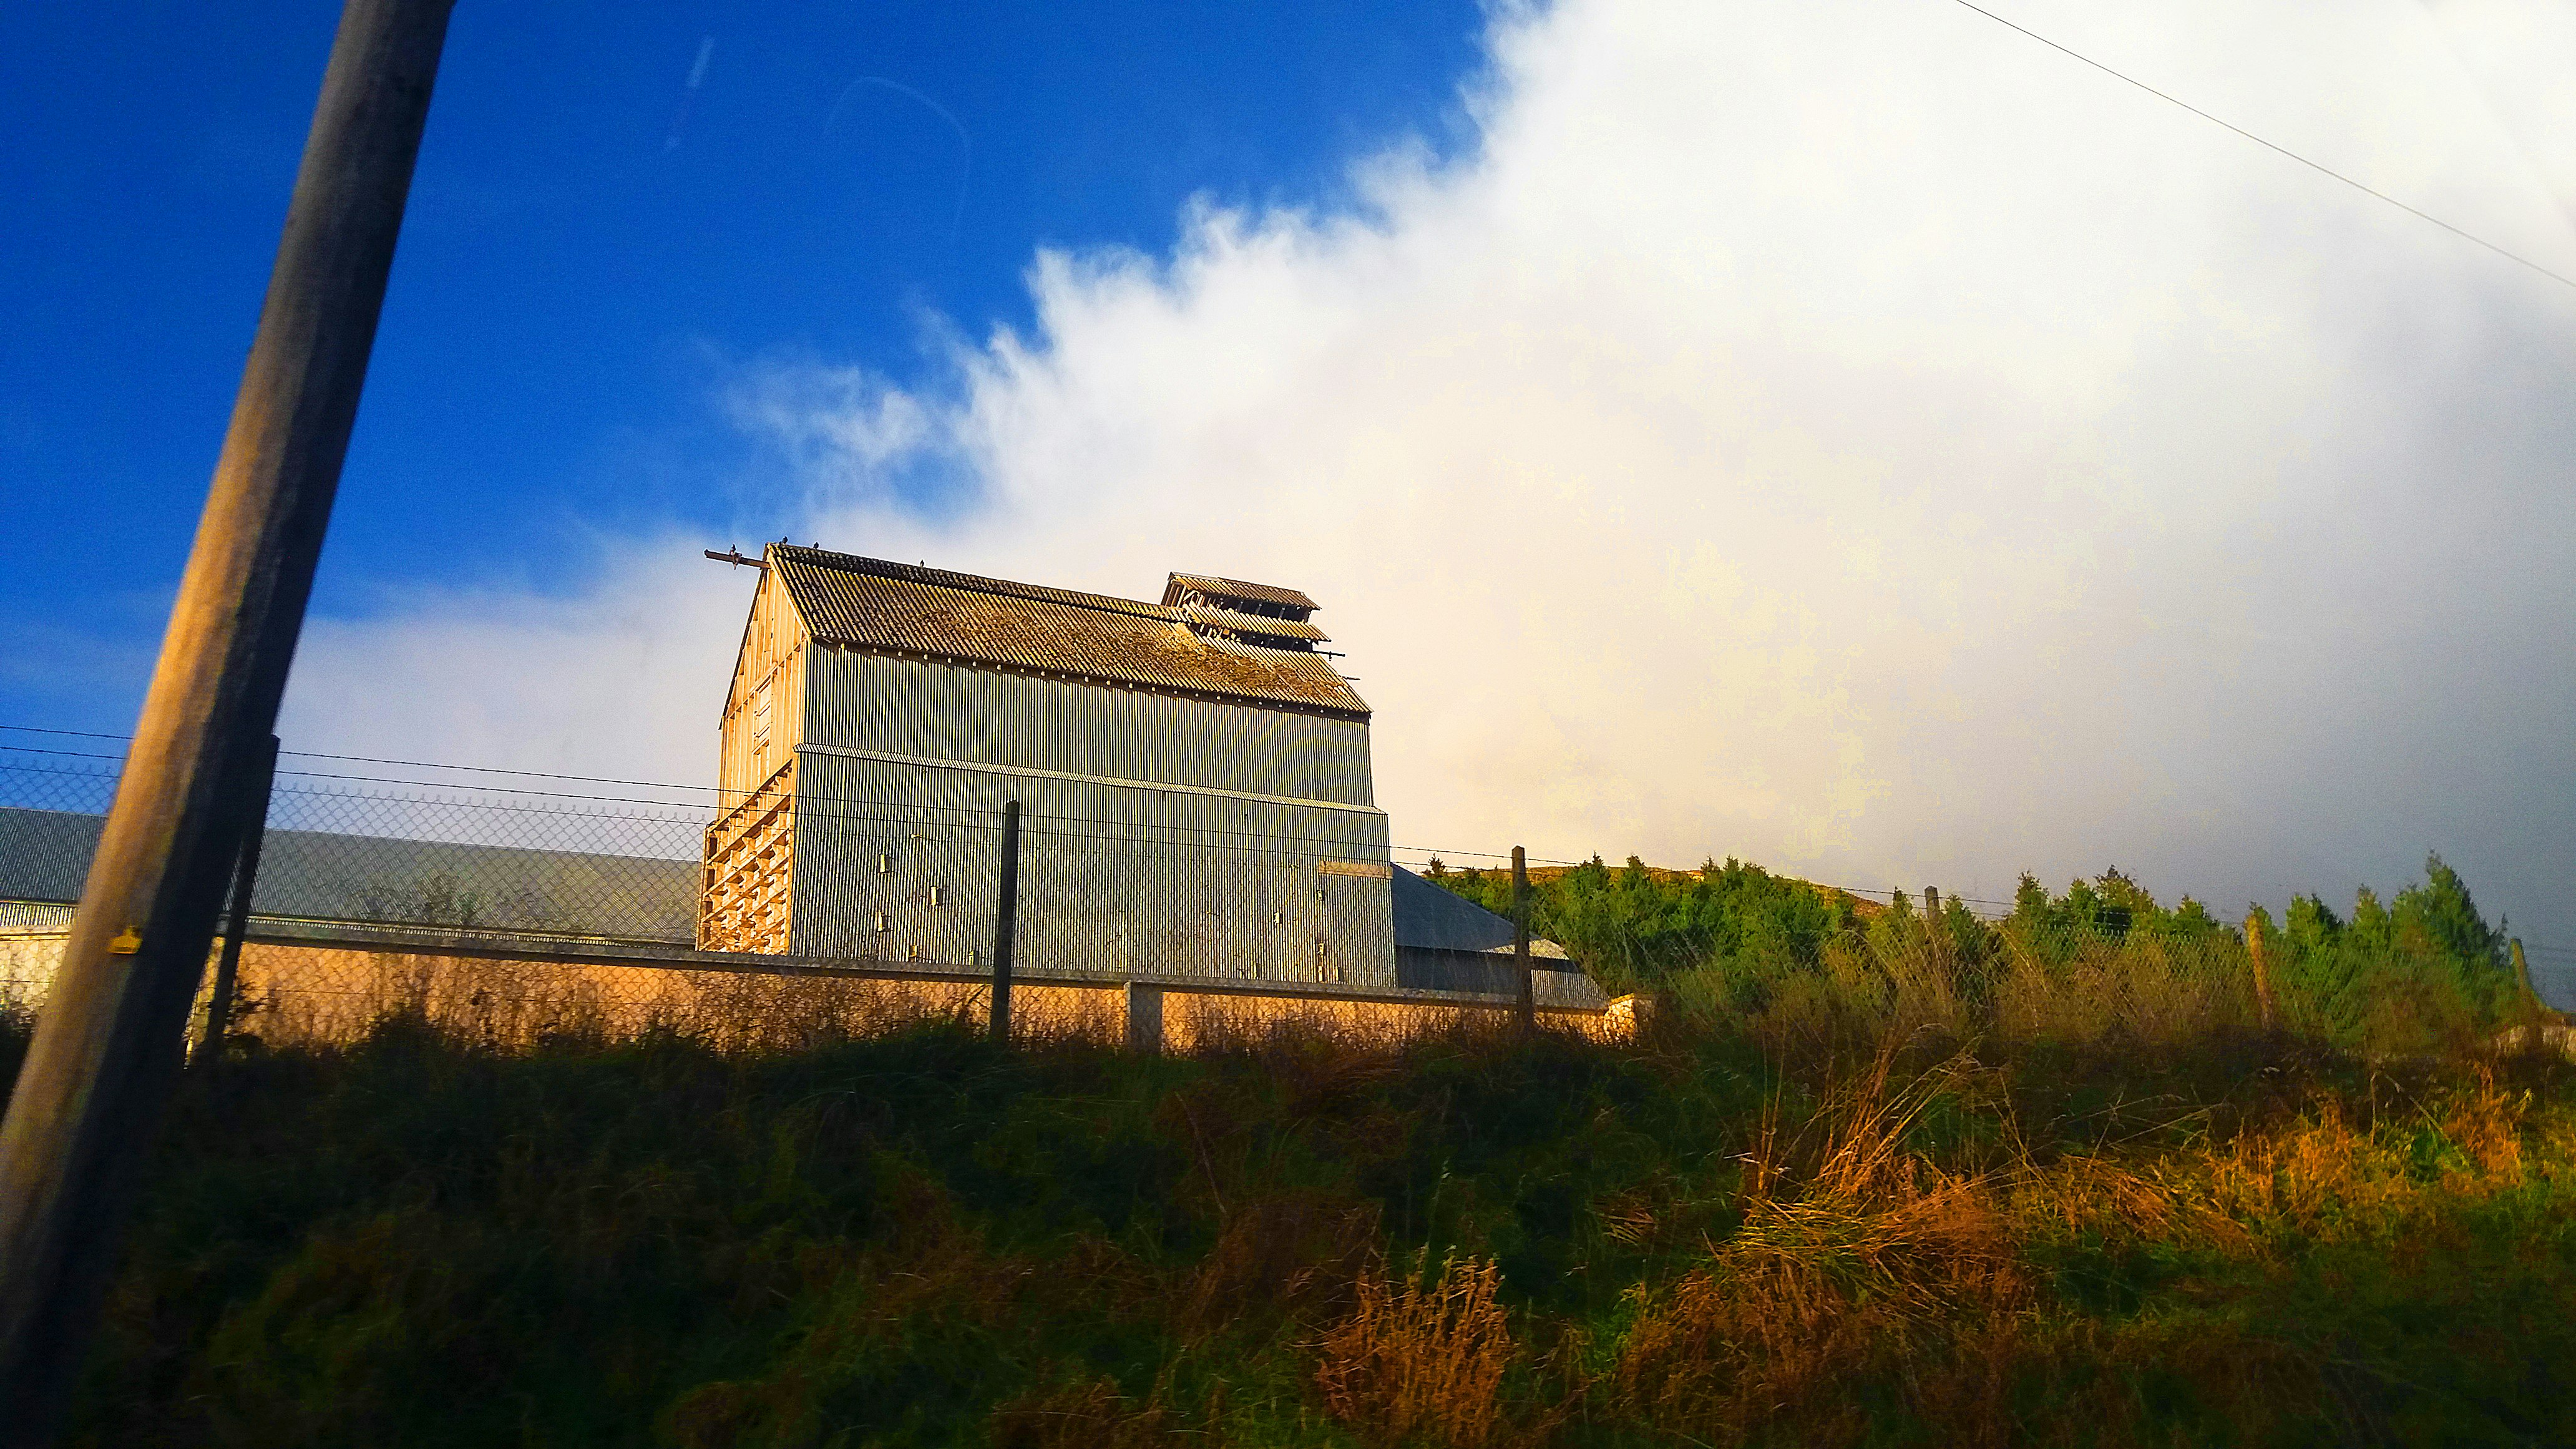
left=929, top=886, right=943, bottom=907
left=1271, top=910, right=1284, bottom=925
left=908, top=944, right=921, bottom=960
left=874, top=911, right=890, bottom=933
left=877, top=852, right=892, bottom=874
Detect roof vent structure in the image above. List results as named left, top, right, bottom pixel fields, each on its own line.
left=1163, top=572, right=1326, bottom=652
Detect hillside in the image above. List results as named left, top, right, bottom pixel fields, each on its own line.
left=4, top=852, right=2567, bottom=1447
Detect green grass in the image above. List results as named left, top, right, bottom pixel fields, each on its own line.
left=11, top=991, right=2576, bottom=1447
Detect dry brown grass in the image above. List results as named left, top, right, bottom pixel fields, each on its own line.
left=2191, top=1067, right=2550, bottom=1236
left=1315, top=1252, right=1515, bottom=1448
left=169, top=939, right=1613, bottom=1056
left=1614, top=1046, right=2027, bottom=1442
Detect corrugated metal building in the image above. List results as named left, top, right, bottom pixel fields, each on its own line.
left=699, top=545, right=1597, bottom=1003
left=0, top=806, right=696, bottom=940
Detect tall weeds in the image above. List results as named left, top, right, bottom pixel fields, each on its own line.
left=1316, top=1252, right=1515, bottom=1447
left=17, top=930, right=2576, bottom=1448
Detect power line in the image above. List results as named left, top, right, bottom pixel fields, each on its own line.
left=1943, top=0, right=2576, bottom=292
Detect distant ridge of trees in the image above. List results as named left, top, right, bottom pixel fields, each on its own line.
left=1430, top=849, right=2527, bottom=1045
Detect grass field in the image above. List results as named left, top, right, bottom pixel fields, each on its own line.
left=7, top=895, right=2574, bottom=1448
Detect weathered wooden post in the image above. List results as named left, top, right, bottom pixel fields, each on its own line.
left=1124, top=980, right=1163, bottom=1055
left=195, top=734, right=280, bottom=1066
left=990, top=801, right=1020, bottom=1043
left=2245, top=910, right=2277, bottom=1032
left=1513, top=846, right=1534, bottom=1030
left=2507, top=938, right=2545, bottom=1052
left=0, top=2, right=454, bottom=1438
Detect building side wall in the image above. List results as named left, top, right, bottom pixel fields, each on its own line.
left=718, top=569, right=808, bottom=804
left=786, top=749, right=1396, bottom=988
left=803, top=649, right=1374, bottom=806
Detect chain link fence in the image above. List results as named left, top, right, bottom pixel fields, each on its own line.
left=0, top=741, right=1604, bottom=1048
left=3, top=737, right=2553, bottom=1056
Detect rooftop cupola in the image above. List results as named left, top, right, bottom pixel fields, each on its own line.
left=1163, top=572, right=1327, bottom=651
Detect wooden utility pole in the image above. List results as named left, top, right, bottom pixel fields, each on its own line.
left=194, top=734, right=281, bottom=1065
left=0, top=2, right=454, bottom=1439
left=990, top=801, right=1021, bottom=1043
left=2244, top=910, right=2277, bottom=1032
left=1513, top=846, right=1534, bottom=1030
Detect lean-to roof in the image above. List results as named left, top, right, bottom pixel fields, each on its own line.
left=769, top=546, right=1370, bottom=719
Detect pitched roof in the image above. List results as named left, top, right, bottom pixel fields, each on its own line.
left=769, top=547, right=1370, bottom=718
left=1390, top=866, right=1573, bottom=959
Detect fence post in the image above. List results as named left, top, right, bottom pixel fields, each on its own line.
left=194, top=736, right=280, bottom=1066
left=1923, top=885, right=1943, bottom=964
left=2245, top=910, right=2276, bottom=1031
left=0, top=3, right=455, bottom=1439
left=1125, top=980, right=1163, bottom=1055
left=990, top=801, right=1020, bottom=1044
left=1513, top=846, right=1534, bottom=1030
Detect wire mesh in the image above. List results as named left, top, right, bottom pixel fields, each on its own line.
left=2, top=738, right=2557, bottom=1052
left=0, top=743, right=1596, bottom=1042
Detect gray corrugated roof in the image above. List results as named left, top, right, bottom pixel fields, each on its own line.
left=0, top=807, right=698, bottom=941
left=773, top=546, right=1368, bottom=719
left=1390, top=865, right=1573, bottom=959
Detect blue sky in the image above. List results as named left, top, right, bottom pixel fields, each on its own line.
left=0, top=0, right=1482, bottom=725
left=5, top=0, right=2574, bottom=961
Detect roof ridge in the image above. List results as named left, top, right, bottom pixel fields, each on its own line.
left=773, top=545, right=1176, bottom=623
left=766, top=545, right=1369, bottom=718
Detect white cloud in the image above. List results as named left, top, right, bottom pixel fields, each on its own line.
left=283, top=0, right=2576, bottom=944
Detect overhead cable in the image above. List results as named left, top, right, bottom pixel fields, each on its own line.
left=1943, top=0, right=2576, bottom=291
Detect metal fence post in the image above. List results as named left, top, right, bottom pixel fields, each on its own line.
left=195, top=735, right=280, bottom=1066
left=990, top=801, right=1020, bottom=1043
left=0, top=3, right=454, bottom=1439
left=1513, top=846, right=1534, bottom=1030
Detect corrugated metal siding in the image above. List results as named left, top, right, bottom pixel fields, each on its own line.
left=1395, top=947, right=1609, bottom=1008
left=806, top=651, right=1376, bottom=806
left=773, top=549, right=1367, bottom=717
left=788, top=751, right=1396, bottom=988
left=718, top=569, right=806, bottom=802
